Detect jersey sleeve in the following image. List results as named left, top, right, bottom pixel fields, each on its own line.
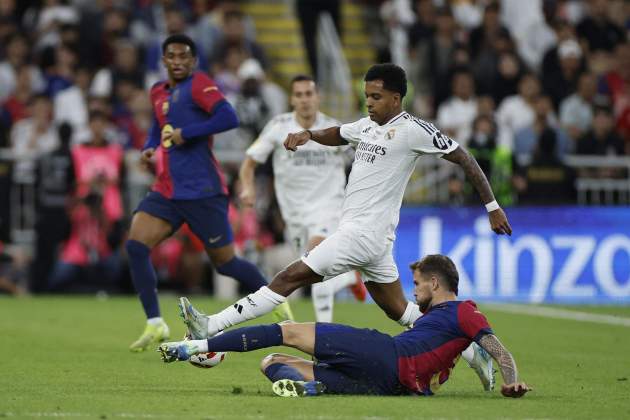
left=143, top=114, right=161, bottom=150
left=407, top=120, right=459, bottom=156
left=246, top=120, right=277, bottom=163
left=339, top=118, right=367, bottom=147
left=191, top=72, right=226, bottom=114
left=457, top=301, right=493, bottom=343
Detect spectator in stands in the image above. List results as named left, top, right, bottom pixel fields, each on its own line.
left=41, top=43, right=77, bottom=97
left=560, top=72, right=598, bottom=140
left=437, top=68, right=477, bottom=145
left=91, top=40, right=146, bottom=101
left=542, top=38, right=585, bottom=108
left=466, top=114, right=513, bottom=206
left=30, top=122, right=74, bottom=293
left=516, top=128, right=576, bottom=205
left=513, top=95, right=571, bottom=169
left=517, top=0, right=559, bottom=72
left=1, top=66, right=34, bottom=129
left=53, top=65, right=91, bottom=144
left=70, top=111, right=124, bottom=224
left=0, top=32, right=45, bottom=101
left=577, top=0, right=626, bottom=53
left=496, top=73, right=541, bottom=151
left=577, top=104, right=625, bottom=155
left=10, top=94, right=58, bottom=160
left=48, top=187, right=122, bottom=292
left=212, top=9, right=268, bottom=71
left=468, top=1, right=511, bottom=60
left=214, top=44, right=247, bottom=96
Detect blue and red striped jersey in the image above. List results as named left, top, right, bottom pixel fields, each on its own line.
left=394, top=300, right=493, bottom=395
left=145, top=71, right=230, bottom=199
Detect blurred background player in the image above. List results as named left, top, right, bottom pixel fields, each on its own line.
left=239, top=74, right=366, bottom=323
left=126, top=34, right=292, bottom=352
left=180, top=63, right=512, bottom=390
left=160, top=255, right=530, bottom=399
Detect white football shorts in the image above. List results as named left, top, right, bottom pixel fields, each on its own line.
left=286, top=217, right=339, bottom=255
left=301, top=224, right=399, bottom=284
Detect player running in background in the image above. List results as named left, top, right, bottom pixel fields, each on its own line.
left=178, top=63, right=512, bottom=388
left=239, top=74, right=366, bottom=323
left=160, top=255, right=530, bottom=398
left=126, top=34, right=292, bottom=352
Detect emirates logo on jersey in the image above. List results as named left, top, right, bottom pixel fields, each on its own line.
left=386, top=129, right=396, bottom=140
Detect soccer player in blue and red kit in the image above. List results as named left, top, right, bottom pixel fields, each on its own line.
left=159, top=254, right=531, bottom=398
left=127, top=34, right=293, bottom=352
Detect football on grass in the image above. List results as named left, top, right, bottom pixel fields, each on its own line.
left=184, top=332, right=227, bottom=368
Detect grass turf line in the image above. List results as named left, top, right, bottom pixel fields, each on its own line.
left=1, top=296, right=629, bottom=419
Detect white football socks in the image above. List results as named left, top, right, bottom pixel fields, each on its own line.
left=461, top=343, right=475, bottom=364
left=147, top=317, right=165, bottom=326
left=207, top=286, right=286, bottom=336
left=397, top=301, right=423, bottom=327
left=311, top=281, right=334, bottom=322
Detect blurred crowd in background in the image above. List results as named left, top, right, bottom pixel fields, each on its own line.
left=0, top=0, right=628, bottom=296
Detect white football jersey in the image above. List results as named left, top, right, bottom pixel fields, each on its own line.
left=246, top=112, right=347, bottom=224
left=339, top=111, right=459, bottom=241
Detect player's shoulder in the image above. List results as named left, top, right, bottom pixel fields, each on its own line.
left=456, top=300, right=485, bottom=316
left=399, top=112, right=439, bottom=135
left=149, top=80, right=168, bottom=96
left=191, top=71, right=219, bottom=89
left=271, top=112, right=294, bottom=125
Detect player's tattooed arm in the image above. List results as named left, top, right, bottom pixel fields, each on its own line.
left=479, top=334, right=517, bottom=384
left=442, top=146, right=494, bottom=204
left=442, top=146, right=512, bottom=235
left=479, top=334, right=531, bottom=398
left=284, top=127, right=347, bottom=151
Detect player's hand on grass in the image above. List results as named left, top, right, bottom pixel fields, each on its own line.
left=284, top=130, right=311, bottom=151
left=489, top=208, right=512, bottom=236
left=163, top=128, right=185, bottom=146
left=501, top=382, right=531, bottom=398
left=140, top=148, right=155, bottom=169
left=239, top=187, right=256, bottom=207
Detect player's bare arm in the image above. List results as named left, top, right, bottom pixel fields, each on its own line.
left=239, top=156, right=258, bottom=207
left=283, top=126, right=347, bottom=151
left=478, top=334, right=531, bottom=398
left=442, top=146, right=512, bottom=236
left=140, top=148, right=155, bottom=169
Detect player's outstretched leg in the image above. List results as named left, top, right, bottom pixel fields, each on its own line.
left=126, top=211, right=173, bottom=352
left=208, top=246, right=295, bottom=323
left=180, top=261, right=320, bottom=338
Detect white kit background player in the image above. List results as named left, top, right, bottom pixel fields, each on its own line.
left=179, top=63, right=513, bottom=390
left=239, top=74, right=365, bottom=323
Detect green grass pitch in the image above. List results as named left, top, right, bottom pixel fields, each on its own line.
left=2, top=295, right=629, bottom=419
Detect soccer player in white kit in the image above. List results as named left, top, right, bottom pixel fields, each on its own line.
left=179, top=64, right=512, bottom=390
left=239, top=75, right=365, bottom=322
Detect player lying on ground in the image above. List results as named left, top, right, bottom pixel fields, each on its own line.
left=239, top=74, right=366, bottom=323
left=177, top=63, right=512, bottom=389
left=159, top=255, right=530, bottom=398
left=126, top=33, right=293, bottom=352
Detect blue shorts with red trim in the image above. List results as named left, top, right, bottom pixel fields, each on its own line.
left=313, top=323, right=408, bottom=395
left=135, top=191, right=233, bottom=248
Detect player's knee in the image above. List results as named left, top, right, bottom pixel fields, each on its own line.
left=260, top=353, right=287, bottom=373
left=125, top=239, right=150, bottom=259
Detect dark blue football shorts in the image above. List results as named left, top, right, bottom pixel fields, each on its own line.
left=135, top=191, right=233, bottom=248
left=313, top=323, right=407, bottom=395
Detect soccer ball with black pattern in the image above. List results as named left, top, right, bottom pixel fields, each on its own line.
left=184, top=333, right=227, bottom=368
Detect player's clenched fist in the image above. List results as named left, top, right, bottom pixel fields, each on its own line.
left=501, top=382, right=531, bottom=398
left=140, top=147, right=155, bottom=169
left=283, top=130, right=311, bottom=151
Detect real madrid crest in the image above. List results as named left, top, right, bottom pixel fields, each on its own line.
left=162, top=101, right=169, bottom=115
left=386, top=128, right=396, bottom=140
